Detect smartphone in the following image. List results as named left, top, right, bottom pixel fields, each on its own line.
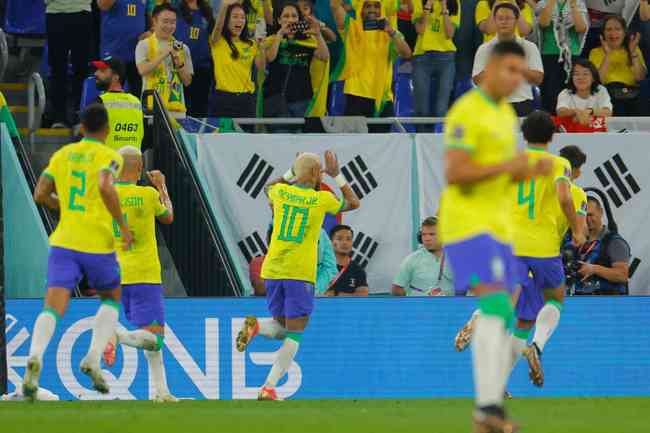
left=362, top=18, right=386, bottom=31
left=289, top=20, right=310, bottom=33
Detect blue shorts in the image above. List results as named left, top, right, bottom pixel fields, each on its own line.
left=515, top=256, right=565, bottom=321
left=47, top=246, right=120, bottom=291
left=265, top=279, right=315, bottom=319
left=122, top=284, right=165, bottom=328
left=444, top=234, right=517, bottom=296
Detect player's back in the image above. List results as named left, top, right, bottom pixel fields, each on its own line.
left=512, top=149, right=572, bottom=257
left=438, top=89, right=518, bottom=246
left=46, top=138, right=123, bottom=254
left=114, top=183, right=167, bottom=285
left=261, top=183, right=342, bottom=284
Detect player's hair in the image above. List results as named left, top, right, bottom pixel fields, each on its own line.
left=152, top=3, right=177, bottom=18
left=521, top=110, right=555, bottom=144
left=492, top=2, right=520, bottom=19
left=559, top=145, right=587, bottom=170
left=421, top=216, right=438, bottom=228
left=80, top=103, right=109, bottom=133
left=293, top=153, right=320, bottom=179
left=567, top=58, right=601, bottom=95
left=490, top=39, right=526, bottom=59
left=118, top=145, right=142, bottom=156
left=330, top=224, right=353, bottom=239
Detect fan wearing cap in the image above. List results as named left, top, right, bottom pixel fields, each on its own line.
left=92, top=57, right=145, bottom=152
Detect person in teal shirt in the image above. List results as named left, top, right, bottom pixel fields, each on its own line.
left=392, top=216, right=454, bottom=296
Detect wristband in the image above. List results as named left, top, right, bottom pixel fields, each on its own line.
left=335, top=173, right=347, bottom=188
left=283, top=168, right=296, bottom=182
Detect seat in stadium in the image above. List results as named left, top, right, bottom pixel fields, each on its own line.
left=4, top=0, right=46, bottom=35
left=328, top=81, right=346, bottom=116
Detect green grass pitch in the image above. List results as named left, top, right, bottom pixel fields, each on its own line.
left=0, top=398, right=647, bottom=433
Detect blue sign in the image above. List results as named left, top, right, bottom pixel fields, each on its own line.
left=5, top=297, right=650, bottom=399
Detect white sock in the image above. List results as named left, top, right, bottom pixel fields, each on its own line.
left=28, top=310, right=58, bottom=363
left=264, top=336, right=299, bottom=388
left=84, top=301, right=120, bottom=368
left=145, top=349, right=170, bottom=397
left=258, top=318, right=287, bottom=340
left=472, top=314, right=507, bottom=408
left=533, top=302, right=562, bottom=352
left=116, top=325, right=159, bottom=350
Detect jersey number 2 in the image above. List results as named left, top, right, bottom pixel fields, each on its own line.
left=518, top=179, right=536, bottom=219
left=69, top=170, right=86, bottom=212
left=277, top=204, right=309, bottom=243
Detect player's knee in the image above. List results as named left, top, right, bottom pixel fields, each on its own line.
left=479, top=291, right=515, bottom=328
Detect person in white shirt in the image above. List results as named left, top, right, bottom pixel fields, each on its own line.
left=556, top=57, right=612, bottom=124
left=472, top=2, right=544, bottom=116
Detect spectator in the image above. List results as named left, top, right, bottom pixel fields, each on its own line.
left=475, top=0, right=534, bottom=42
left=46, top=0, right=95, bottom=128
left=537, top=0, right=589, bottom=114
left=210, top=0, right=265, bottom=118
left=589, top=15, right=647, bottom=116
left=97, top=0, right=149, bottom=97
left=297, top=0, right=337, bottom=42
left=91, top=56, right=145, bottom=151
left=261, top=2, right=330, bottom=118
left=331, top=0, right=411, bottom=132
left=326, top=225, right=370, bottom=297
left=574, top=197, right=631, bottom=295
left=398, top=0, right=417, bottom=51
left=641, top=1, right=650, bottom=63
left=411, top=0, right=460, bottom=126
left=241, top=0, right=273, bottom=37
left=556, top=57, right=612, bottom=124
left=473, top=2, right=543, bottom=116
left=392, top=216, right=454, bottom=296
left=136, top=4, right=194, bottom=114
left=175, top=0, right=215, bottom=117
left=583, top=0, right=639, bottom=54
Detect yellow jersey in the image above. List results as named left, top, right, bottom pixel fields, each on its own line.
left=512, top=148, right=572, bottom=257
left=44, top=138, right=124, bottom=254
left=589, top=46, right=646, bottom=86
left=556, top=183, right=588, bottom=239
left=475, top=0, right=534, bottom=43
left=212, top=38, right=258, bottom=93
left=261, top=184, right=343, bottom=283
left=438, top=88, right=518, bottom=245
left=113, top=182, right=169, bottom=284
left=413, top=2, right=460, bottom=55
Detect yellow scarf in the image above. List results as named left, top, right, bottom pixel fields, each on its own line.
left=144, top=34, right=187, bottom=113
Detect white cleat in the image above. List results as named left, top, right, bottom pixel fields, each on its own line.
left=22, top=356, right=41, bottom=402
left=154, top=393, right=180, bottom=403
left=80, top=358, right=110, bottom=394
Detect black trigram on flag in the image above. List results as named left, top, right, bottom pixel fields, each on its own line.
left=238, top=231, right=268, bottom=263
left=237, top=154, right=274, bottom=199
left=351, top=232, right=379, bottom=269
left=594, top=154, right=641, bottom=208
left=341, top=155, right=378, bottom=199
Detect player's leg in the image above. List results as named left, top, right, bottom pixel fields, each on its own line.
left=237, top=280, right=288, bottom=352
left=113, top=285, right=162, bottom=352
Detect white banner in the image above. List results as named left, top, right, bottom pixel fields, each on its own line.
left=196, top=133, right=414, bottom=293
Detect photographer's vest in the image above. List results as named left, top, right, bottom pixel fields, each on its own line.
left=99, top=91, right=144, bottom=152
left=143, top=34, right=187, bottom=113
left=577, top=232, right=629, bottom=295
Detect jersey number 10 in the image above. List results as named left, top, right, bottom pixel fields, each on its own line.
left=277, top=204, right=309, bottom=244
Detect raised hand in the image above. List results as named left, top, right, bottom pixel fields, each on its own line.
left=629, top=32, right=641, bottom=53
left=324, top=150, right=340, bottom=177
left=600, top=35, right=611, bottom=54
left=147, top=170, right=166, bottom=190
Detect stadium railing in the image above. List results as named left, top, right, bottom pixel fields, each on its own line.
left=26, top=72, right=45, bottom=148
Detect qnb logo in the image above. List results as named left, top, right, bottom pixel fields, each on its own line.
left=594, top=154, right=641, bottom=208
left=238, top=231, right=268, bottom=263
left=237, top=154, right=274, bottom=199
left=341, top=155, right=378, bottom=200
left=351, top=232, right=378, bottom=268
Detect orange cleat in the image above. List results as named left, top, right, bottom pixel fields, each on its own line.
left=102, top=335, right=117, bottom=367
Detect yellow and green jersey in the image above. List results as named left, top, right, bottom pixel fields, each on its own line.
left=556, top=183, right=588, bottom=239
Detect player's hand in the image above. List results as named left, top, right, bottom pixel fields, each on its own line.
left=120, top=226, right=135, bottom=251
left=577, top=261, right=596, bottom=281
left=572, top=231, right=586, bottom=247
left=147, top=170, right=166, bottom=190
left=507, top=152, right=529, bottom=181
left=533, top=158, right=553, bottom=176
left=324, top=150, right=340, bottom=177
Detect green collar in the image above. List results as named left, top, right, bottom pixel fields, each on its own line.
left=293, top=183, right=314, bottom=190
left=81, top=137, right=103, bottom=144
left=527, top=145, right=548, bottom=152
left=114, top=181, right=136, bottom=185
left=476, top=87, right=499, bottom=107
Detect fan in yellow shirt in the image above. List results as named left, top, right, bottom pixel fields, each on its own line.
left=475, top=0, right=533, bottom=42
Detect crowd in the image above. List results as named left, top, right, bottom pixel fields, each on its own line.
left=20, top=0, right=650, bottom=128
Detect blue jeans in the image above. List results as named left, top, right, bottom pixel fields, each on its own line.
left=412, top=51, right=456, bottom=118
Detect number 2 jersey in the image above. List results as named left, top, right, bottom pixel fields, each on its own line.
left=512, top=148, right=576, bottom=258
left=114, top=182, right=169, bottom=285
left=261, top=184, right=343, bottom=284
left=44, top=137, right=123, bottom=254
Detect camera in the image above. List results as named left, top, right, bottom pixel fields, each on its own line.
left=289, top=20, right=310, bottom=33
left=172, top=40, right=183, bottom=51
left=561, top=245, right=581, bottom=289
left=363, top=18, right=387, bottom=31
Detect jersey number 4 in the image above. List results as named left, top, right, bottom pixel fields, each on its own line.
left=277, top=204, right=309, bottom=243
left=518, top=179, right=536, bottom=220
left=69, top=170, right=86, bottom=212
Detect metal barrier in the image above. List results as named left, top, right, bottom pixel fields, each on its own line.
left=0, top=28, right=8, bottom=83
left=26, top=72, right=45, bottom=148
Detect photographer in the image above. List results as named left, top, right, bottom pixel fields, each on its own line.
left=573, top=196, right=631, bottom=295
left=331, top=0, right=412, bottom=131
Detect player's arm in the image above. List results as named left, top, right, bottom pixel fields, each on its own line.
left=33, top=175, right=60, bottom=210
left=147, top=170, right=174, bottom=224
left=556, top=180, right=584, bottom=245
left=99, top=170, right=134, bottom=250
left=445, top=149, right=519, bottom=185
left=96, top=0, right=116, bottom=12
left=324, top=150, right=360, bottom=212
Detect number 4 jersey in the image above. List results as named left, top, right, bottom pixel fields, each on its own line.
left=512, top=147, right=573, bottom=258
left=44, top=138, right=124, bottom=254
left=261, top=183, right=344, bottom=284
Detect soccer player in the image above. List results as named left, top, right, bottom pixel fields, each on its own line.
left=236, top=151, right=360, bottom=401
left=439, top=41, right=550, bottom=432
left=101, top=146, right=177, bottom=402
left=22, top=104, right=133, bottom=400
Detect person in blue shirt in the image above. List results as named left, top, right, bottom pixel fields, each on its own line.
left=174, top=0, right=215, bottom=116
left=97, top=0, right=152, bottom=97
